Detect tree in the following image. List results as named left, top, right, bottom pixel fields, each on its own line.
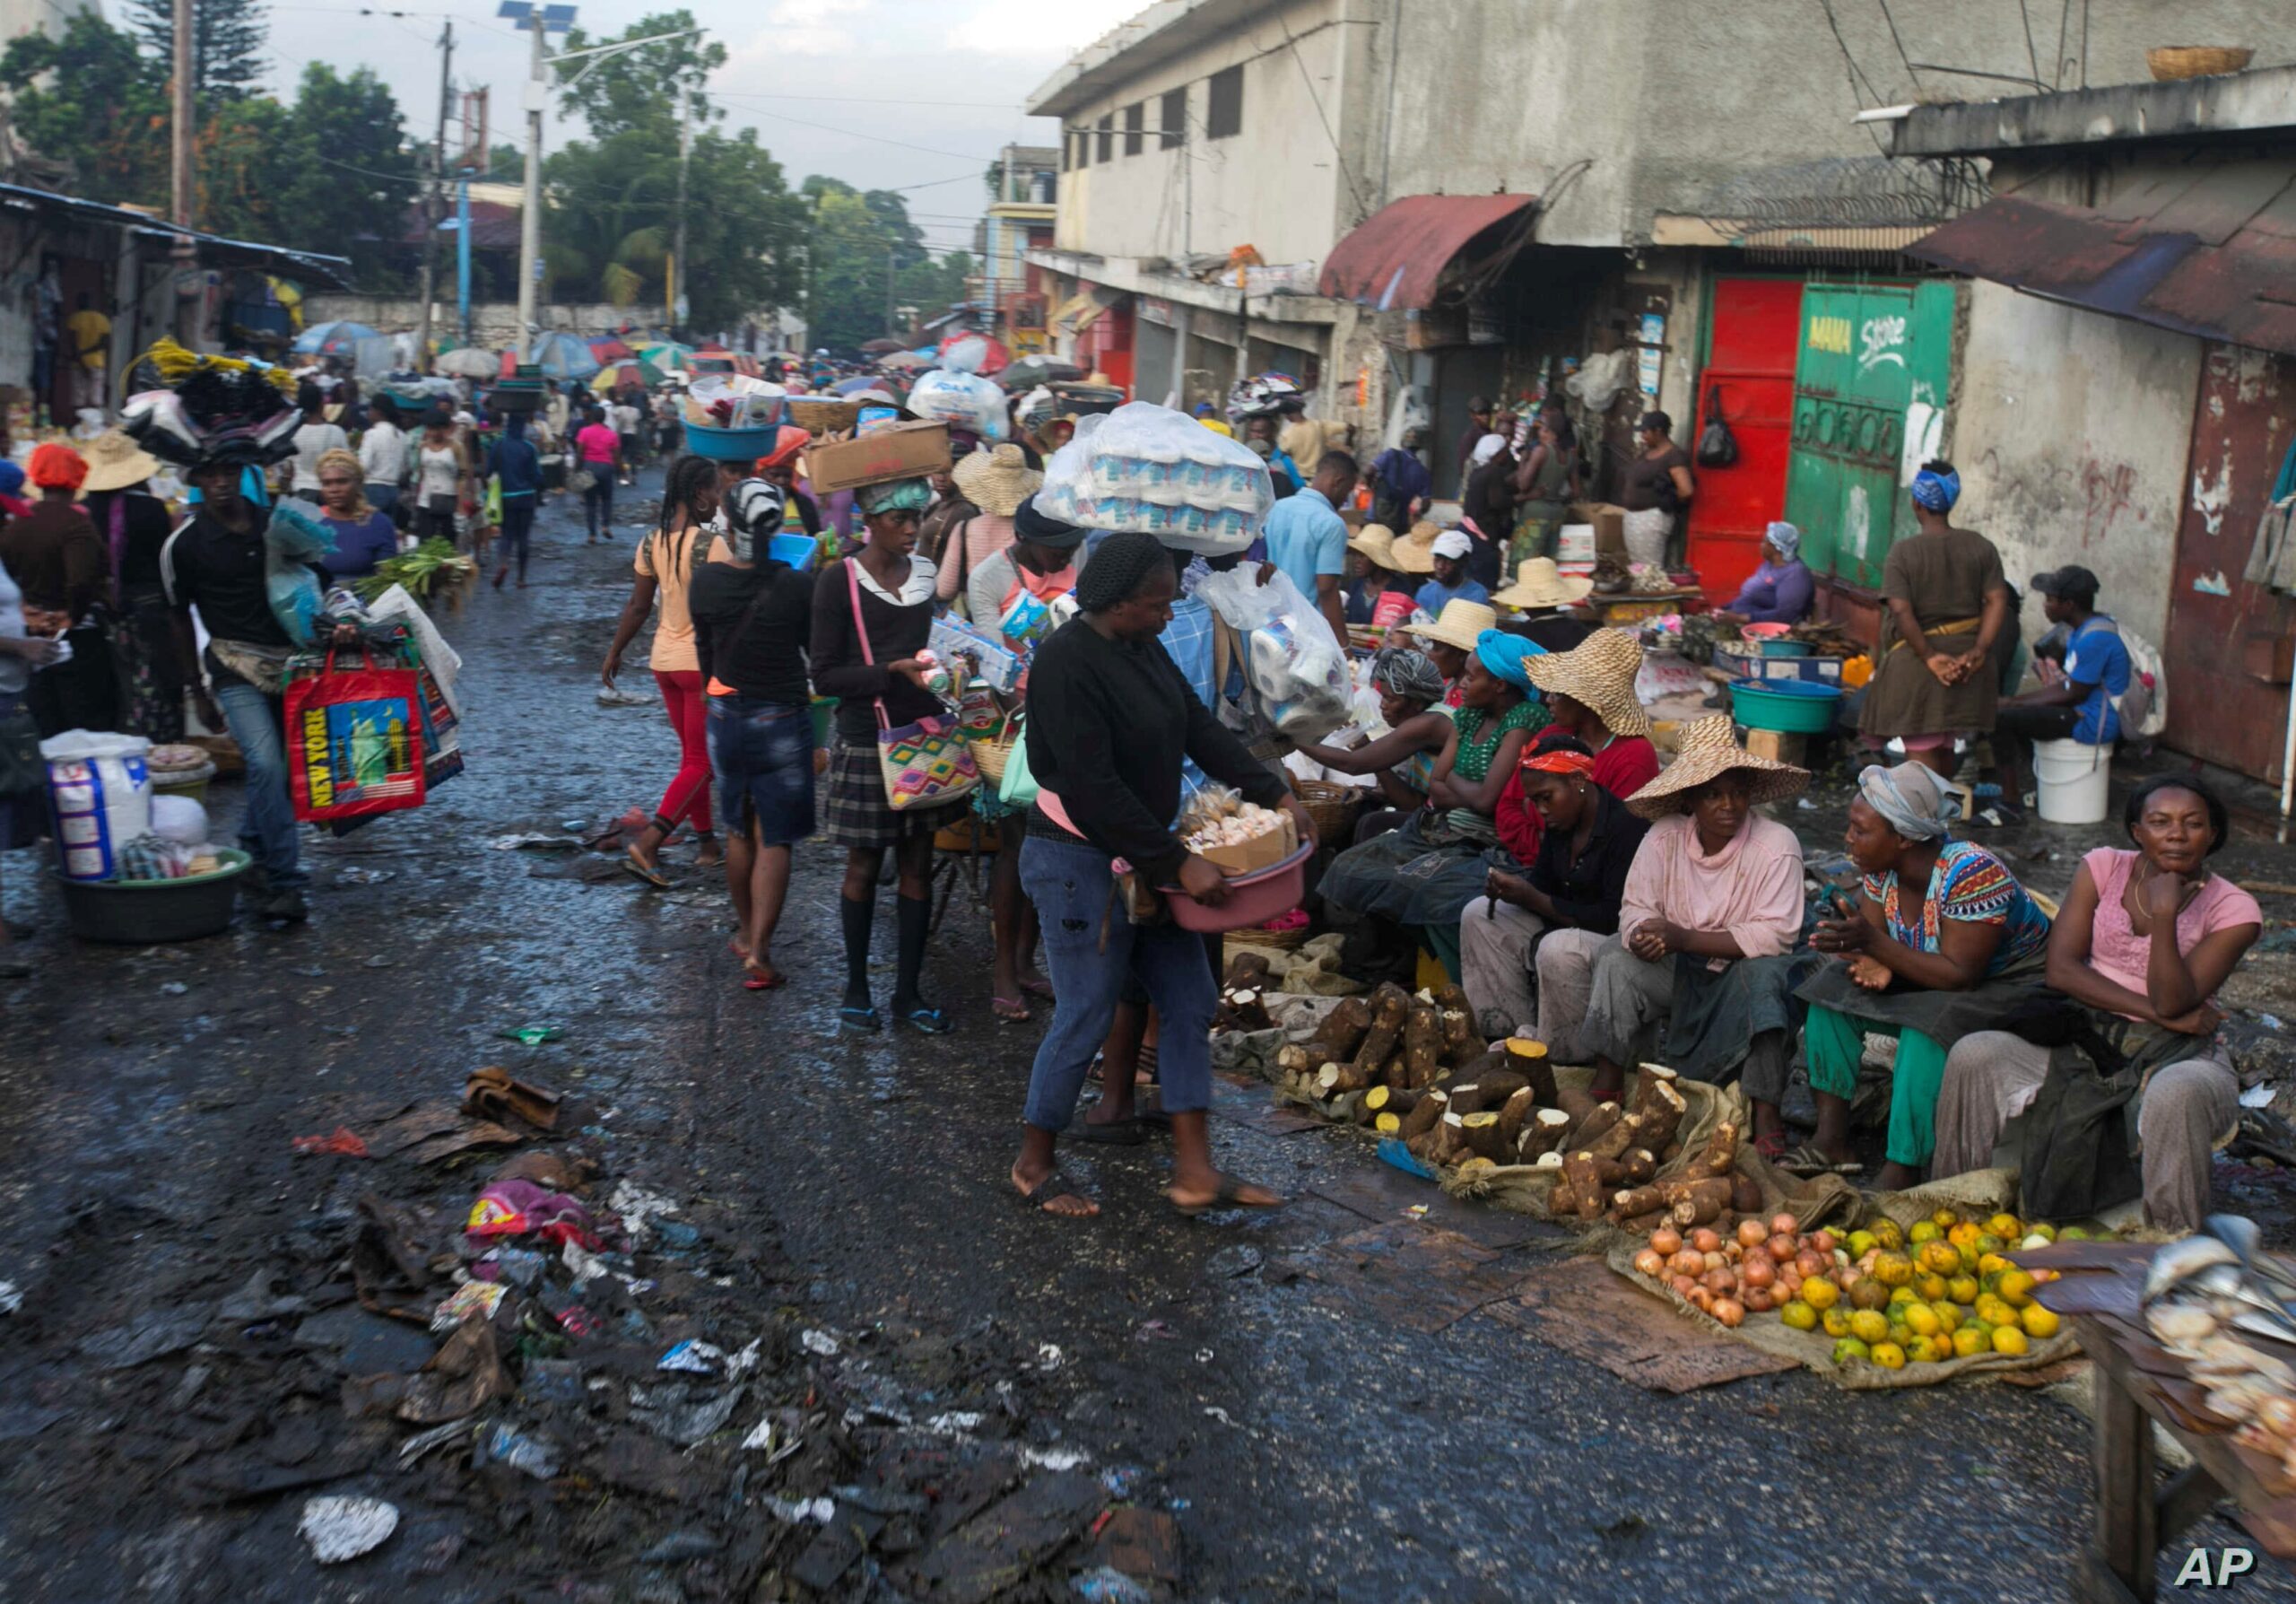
left=126, top=0, right=267, bottom=106
left=553, top=9, right=722, bottom=142
left=0, top=13, right=170, bottom=205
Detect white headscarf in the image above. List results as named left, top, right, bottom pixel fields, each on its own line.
left=1469, top=432, right=1508, bottom=468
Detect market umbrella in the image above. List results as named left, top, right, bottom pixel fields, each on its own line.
left=638, top=342, right=695, bottom=372
left=591, top=359, right=669, bottom=392
left=876, top=350, right=929, bottom=371
left=433, top=346, right=500, bottom=379
left=589, top=336, right=636, bottom=362
left=833, top=374, right=892, bottom=396
left=997, top=357, right=1085, bottom=391
left=292, top=318, right=379, bottom=355
left=860, top=337, right=907, bottom=355
left=528, top=330, right=601, bottom=381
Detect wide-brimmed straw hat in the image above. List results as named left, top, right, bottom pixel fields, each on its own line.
left=951, top=441, right=1041, bottom=516
left=1409, top=599, right=1499, bottom=655
left=1491, top=555, right=1594, bottom=612
left=1347, top=522, right=1397, bottom=568
left=79, top=429, right=162, bottom=493
left=1389, top=519, right=1443, bottom=574
left=1624, top=715, right=1808, bottom=819
left=1524, top=627, right=1652, bottom=737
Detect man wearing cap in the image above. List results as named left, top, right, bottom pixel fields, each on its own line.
left=1413, top=530, right=1492, bottom=615
left=1259, top=449, right=1358, bottom=640
left=1989, top=564, right=2130, bottom=817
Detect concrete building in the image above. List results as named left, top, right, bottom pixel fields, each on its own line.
left=979, top=144, right=1057, bottom=356
left=1024, top=0, right=2284, bottom=596
left=1894, top=63, right=2296, bottom=788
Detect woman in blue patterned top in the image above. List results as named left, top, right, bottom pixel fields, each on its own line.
left=1784, top=761, right=2052, bottom=1185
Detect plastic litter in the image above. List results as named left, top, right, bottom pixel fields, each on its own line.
left=630, top=1381, right=744, bottom=1445
left=607, top=1179, right=682, bottom=1245
left=763, top=1495, right=836, bottom=1524
left=926, top=1411, right=984, bottom=1435
left=1074, top=1566, right=1153, bottom=1604
left=497, top=1024, right=564, bottom=1044
left=657, top=1339, right=725, bottom=1374
left=640, top=1530, right=722, bottom=1563
left=292, top=1126, right=370, bottom=1157
left=1036, top=1342, right=1065, bottom=1370
left=0, top=1282, right=22, bottom=1315
left=465, top=1180, right=595, bottom=1246
left=800, top=1329, right=839, bottom=1357
left=430, top=1281, right=507, bottom=1332
left=299, top=1495, right=398, bottom=1564
left=396, top=1418, right=477, bottom=1469
left=479, top=1422, right=561, bottom=1479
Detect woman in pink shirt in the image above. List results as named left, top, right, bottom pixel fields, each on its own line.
left=1935, top=776, right=2262, bottom=1230
left=574, top=405, right=622, bottom=543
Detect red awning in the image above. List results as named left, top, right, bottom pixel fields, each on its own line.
left=1318, top=193, right=1538, bottom=310
left=1909, top=176, right=2296, bottom=358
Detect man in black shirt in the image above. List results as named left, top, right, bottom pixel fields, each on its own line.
left=161, top=465, right=310, bottom=921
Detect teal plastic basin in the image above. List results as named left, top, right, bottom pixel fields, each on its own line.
left=1730, top=678, right=1843, bottom=734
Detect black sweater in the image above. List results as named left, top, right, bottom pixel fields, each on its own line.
left=1023, top=615, right=1290, bottom=884
left=691, top=559, right=814, bottom=704
left=1526, top=783, right=1648, bottom=935
left=808, top=555, right=942, bottom=741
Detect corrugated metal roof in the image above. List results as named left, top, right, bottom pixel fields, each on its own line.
left=0, top=180, right=353, bottom=287
left=1317, top=193, right=1536, bottom=311
left=1908, top=166, right=2296, bottom=357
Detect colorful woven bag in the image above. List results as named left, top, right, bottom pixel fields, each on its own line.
left=847, top=558, right=978, bottom=811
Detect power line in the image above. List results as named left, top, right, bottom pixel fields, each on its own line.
left=708, top=96, right=1001, bottom=165
left=2016, top=0, right=2041, bottom=88
left=1872, top=0, right=1920, bottom=92
left=1813, top=0, right=1892, bottom=154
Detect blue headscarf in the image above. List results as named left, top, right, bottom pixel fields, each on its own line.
left=0, top=461, right=22, bottom=498
left=1910, top=466, right=1961, bottom=513
left=1764, top=521, right=1802, bottom=562
left=1474, top=629, right=1547, bottom=693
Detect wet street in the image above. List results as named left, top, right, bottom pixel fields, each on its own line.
left=5, top=473, right=2296, bottom=1602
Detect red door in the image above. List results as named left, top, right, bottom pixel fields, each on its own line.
left=2163, top=342, right=2296, bottom=783
left=1686, top=277, right=1803, bottom=596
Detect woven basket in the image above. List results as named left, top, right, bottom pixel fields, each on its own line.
left=1293, top=779, right=1364, bottom=845
left=787, top=397, right=859, bottom=434
left=2148, top=45, right=2252, bottom=79
left=971, top=732, right=1017, bottom=788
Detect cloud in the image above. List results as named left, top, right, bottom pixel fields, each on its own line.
left=761, top=0, right=866, bottom=51
left=942, top=0, right=1145, bottom=57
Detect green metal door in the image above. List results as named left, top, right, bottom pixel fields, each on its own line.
left=1782, top=281, right=1956, bottom=590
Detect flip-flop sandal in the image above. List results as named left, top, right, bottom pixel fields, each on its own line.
left=897, top=1004, right=953, bottom=1035
left=1753, top=1129, right=1789, bottom=1163
left=1072, top=1117, right=1144, bottom=1146
left=1013, top=1171, right=1094, bottom=1213
left=1778, top=1142, right=1857, bottom=1179
left=839, top=1006, right=882, bottom=1033
left=743, top=968, right=786, bottom=992
left=992, top=996, right=1032, bottom=1024
left=1169, top=1175, right=1283, bottom=1218
left=1019, top=977, right=1055, bottom=1001
left=622, top=850, right=671, bottom=889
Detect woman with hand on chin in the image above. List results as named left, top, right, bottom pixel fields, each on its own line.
left=1934, top=776, right=2261, bottom=1232
left=1008, top=529, right=1314, bottom=1219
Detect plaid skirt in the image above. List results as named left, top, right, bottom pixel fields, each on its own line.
left=822, top=735, right=970, bottom=850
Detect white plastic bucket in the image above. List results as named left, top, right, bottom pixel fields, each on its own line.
left=2034, top=737, right=2110, bottom=824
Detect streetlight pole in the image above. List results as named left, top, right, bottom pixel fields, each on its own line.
left=170, top=0, right=196, bottom=342
left=515, top=10, right=545, bottom=350
left=418, top=21, right=453, bottom=362
left=672, top=83, right=691, bottom=336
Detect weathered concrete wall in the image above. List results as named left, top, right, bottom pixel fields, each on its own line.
left=302, top=296, right=645, bottom=349
left=1047, top=0, right=1351, bottom=268
left=1952, top=279, right=2197, bottom=646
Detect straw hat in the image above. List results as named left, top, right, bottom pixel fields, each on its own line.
left=1389, top=519, right=1443, bottom=574
left=1347, top=522, right=1397, bottom=568
left=1409, top=598, right=1499, bottom=655
left=1524, top=627, right=1653, bottom=737
left=1490, top=556, right=1594, bottom=612
left=1623, top=715, right=1808, bottom=819
left=79, top=429, right=161, bottom=493
left=951, top=441, right=1042, bottom=517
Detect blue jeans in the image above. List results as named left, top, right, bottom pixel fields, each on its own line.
left=706, top=694, right=816, bottom=847
left=1020, top=834, right=1213, bottom=1131
left=499, top=494, right=536, bottom=580
left=214, top=680, right=304, bottom=890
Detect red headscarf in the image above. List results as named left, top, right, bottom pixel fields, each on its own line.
left=755, top=425, right=809, bottom=474
left=28, top=442, right=87, bottom=493
left=1521, top=747, right=1596, bottom=780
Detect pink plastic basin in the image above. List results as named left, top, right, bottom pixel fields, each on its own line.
left=1159, top=841, right=1316, bottom=933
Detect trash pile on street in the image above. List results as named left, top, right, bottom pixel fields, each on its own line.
left=23, top=1059, right=1187, bottom=1597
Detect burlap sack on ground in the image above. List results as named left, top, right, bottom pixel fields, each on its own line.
left=1601, top=1241, right=2080, bottom=1389
left=1227, top=933, right=1364, bottom=997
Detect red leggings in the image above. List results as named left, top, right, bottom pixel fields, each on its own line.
left=653, top=669, right=714, bottom=835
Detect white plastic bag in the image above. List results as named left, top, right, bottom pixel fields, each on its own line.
left=1192, top=567, right=1352, bottom=740
left=149, top=793, right=211, bottom=847
left=905, top=369, right=1008, bottom=441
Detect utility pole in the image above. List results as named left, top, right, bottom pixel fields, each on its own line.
left=671, top=83, right=690, bottom=336
left=885, top=244, right=895, bottom=339
left=416, top=21, right=452, bottom=364
left=515, top=10, right=545, bottom=352
left=170, top=0, right=196, bottom=340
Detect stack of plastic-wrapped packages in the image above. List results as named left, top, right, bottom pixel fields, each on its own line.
left=1034, top=402, right=1274, bottom=554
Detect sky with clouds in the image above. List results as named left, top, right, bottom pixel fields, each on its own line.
left=258, top=0, right=1144, bottom=254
